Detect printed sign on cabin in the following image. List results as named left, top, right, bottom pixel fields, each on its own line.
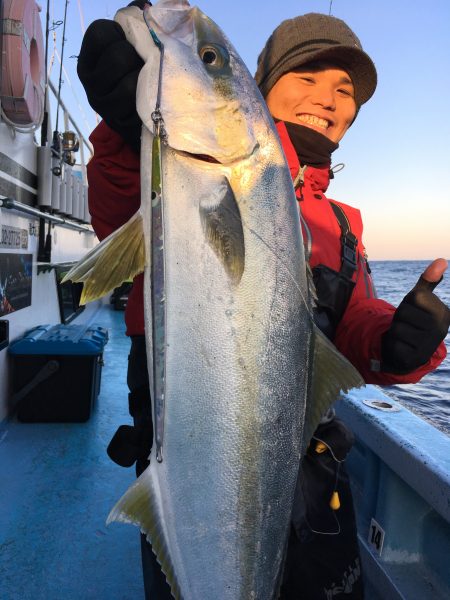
left=0, top=253, right=32, bottom=316
left=0, top=226, right=29, bottom=250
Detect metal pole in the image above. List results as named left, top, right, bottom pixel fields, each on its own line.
left=0, top=198, right=94, bottom=233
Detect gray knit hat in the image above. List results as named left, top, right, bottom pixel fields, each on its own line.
left=255, top=13, right=377, bottom=108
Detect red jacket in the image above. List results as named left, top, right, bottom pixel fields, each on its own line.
left=87, top=120, right=446, bottom=385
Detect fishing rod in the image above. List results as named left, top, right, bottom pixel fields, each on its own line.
left=40, top=0, right=51, bottom=146
left=37, top=0, right=53, bottom=263
left=40, top=0, right=69, bottom=262
left=55, top=0, right=70, bottom=136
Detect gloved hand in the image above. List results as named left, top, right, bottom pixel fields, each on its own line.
left=381, top=258, right=450, bottom=374
left=77, top=1, right=152, bottom=152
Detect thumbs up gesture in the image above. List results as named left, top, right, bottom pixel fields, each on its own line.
left=381, top=258, right=450, bottom=374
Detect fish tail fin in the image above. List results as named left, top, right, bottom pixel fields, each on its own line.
left=304, top=325, right=365, bottom=451
left=62, top=211, right=146, bottom=304
left=107, top=466, right=182, bottom=600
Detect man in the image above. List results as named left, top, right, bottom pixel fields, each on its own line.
left=77, top=4, right=449, bottom=598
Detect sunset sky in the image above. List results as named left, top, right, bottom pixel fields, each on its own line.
left=46, top=0, right=450, bottom=260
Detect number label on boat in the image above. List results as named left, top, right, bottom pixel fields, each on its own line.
left=368, top=518, right=385, bottom=555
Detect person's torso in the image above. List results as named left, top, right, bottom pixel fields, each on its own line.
left=275, top=121, right=375, bottom=338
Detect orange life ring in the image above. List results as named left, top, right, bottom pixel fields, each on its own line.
left=1, top=0, right=45, bottom=126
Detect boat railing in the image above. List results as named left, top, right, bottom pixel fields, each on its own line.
left=0, top=72, right=97, bottom=263
left=3, top=91, right=94, bottom=230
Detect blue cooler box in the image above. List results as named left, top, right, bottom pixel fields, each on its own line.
left=9, top=324, right=109, bottom=423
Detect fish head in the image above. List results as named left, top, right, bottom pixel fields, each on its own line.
left=115, top=0, right=264, bottom=165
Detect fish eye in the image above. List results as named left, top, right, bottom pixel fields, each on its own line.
left=199, top=44, right=229, bottom=70
left=201, top=48, right=218, bottom=65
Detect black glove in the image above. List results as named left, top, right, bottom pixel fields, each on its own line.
left=77, top=4, right=150, bottom=152
left=381, top=275, right=450, bottom=374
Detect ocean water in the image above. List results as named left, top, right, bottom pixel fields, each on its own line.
left=369, top=260, right=450, bottom=435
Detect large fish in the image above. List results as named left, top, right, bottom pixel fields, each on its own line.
left=65, top=1, right=363, bottom=598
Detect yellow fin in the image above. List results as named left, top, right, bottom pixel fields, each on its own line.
left=303, top=326, right=365, bottom=453
left=107, top=467, right=182, bottom=600
left=62, top=211, right=146, bottom=304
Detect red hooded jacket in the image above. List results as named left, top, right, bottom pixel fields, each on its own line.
left=86, top=119, right=446, bottom=385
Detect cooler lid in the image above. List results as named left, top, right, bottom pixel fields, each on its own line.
left=9, top=324, right=109, bottom=356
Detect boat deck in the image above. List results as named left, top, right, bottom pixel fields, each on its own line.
left=0, top=306, right=144, bottom=600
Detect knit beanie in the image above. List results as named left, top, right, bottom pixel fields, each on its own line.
left=255, top=13, right=377, bottom=108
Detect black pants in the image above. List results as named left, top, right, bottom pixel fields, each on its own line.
left=127, top=336, right=363, bottom=600
left=280, top=436, right=363, bottom=599
left=127, top=336, right=173, bottom=600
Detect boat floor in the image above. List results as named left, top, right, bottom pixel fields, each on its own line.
left=0, top=305, right=144, bottom=600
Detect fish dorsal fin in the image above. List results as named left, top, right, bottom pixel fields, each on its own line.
left=303, top=325, right=365, bottom=452
left=107, top=466, right=182, bottom=600
left=62, top=211, right=146, bottom=304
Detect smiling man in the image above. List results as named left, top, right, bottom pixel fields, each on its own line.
left=253, top=13, right=448, bottom=600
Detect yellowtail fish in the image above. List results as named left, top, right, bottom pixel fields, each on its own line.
left=64, top=1, right=363, bottom=597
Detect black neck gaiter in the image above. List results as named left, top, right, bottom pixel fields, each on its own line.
left=284, top=121, right=338, bottom=168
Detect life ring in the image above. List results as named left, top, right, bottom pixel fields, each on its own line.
left=1, top=0, right=45, bottom=126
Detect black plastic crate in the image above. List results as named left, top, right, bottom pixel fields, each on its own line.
left=8, top=324, right=108, bottom=423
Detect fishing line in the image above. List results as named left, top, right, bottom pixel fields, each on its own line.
left=77, top=0, right=86, bottom=34
left=54, top=49, right=94, bottom=135
left=239, top=213, right=312, bottom=313
left=47, top=30, right=57, bottom=81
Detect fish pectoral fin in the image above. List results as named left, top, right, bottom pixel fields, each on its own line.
left=107, top=466, right=182, bottom=600
left=200, top=180, right=245, bottom=285
left=62, top=211, right=146, bottom=304
left=304, top=325, right=365, bottom=451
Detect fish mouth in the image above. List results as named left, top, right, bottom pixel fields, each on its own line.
left=176, top=144, right=259, bottom=166
left=178, top=150, right=222, bottom=164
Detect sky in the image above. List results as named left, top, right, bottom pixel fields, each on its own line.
left=44, top=0, right=450, bottom=261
